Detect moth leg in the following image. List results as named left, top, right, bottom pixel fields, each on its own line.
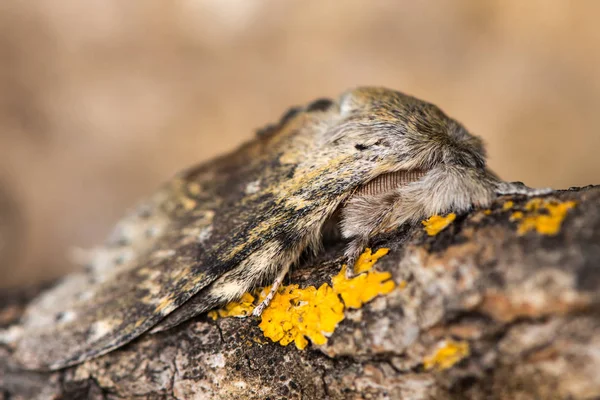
left=495, top=181, right=553, bottom=196
left=252, top=263, right=290, bottom=317
left=340, top=194, right=396, bottom=280
left=344, top=236, right=368, bottom=279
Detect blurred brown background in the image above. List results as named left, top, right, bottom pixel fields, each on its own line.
left=0, top=0, right=598, bottom=289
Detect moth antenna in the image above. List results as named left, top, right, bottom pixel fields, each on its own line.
left=354, top=170, right=428, bottom=196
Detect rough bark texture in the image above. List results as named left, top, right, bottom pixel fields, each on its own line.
left=1, top=186, right=599, bottom=400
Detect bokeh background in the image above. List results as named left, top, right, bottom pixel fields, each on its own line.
left=0, top=0, right=599, bottom=288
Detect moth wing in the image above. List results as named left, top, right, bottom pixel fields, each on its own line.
left=12, top=179, right=226, bottom=370
left=12, top=127, right=304, bottom=370
left=13, top=100, right=362, bottom=371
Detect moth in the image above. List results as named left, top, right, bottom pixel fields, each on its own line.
left=8, top=87, right=549, bottom=370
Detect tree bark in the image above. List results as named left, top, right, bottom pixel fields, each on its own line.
left=1, top=186, right=599, bottom=400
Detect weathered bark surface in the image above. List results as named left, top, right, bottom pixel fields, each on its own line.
left=1, top=186, right=599, bottom=400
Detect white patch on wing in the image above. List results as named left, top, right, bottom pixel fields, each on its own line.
left=0, top=326, right=23, bottom=344
left=198, top=226, right=213, bottom=243
left=56, top=310, right=77, bottom=324
left=88, top=320, right=115, bottom=342
left=208, top=240, right=287, bottom=303
left=214, top=281, right=248, bottom=300
left=76, top=290, right=93, bottom=301
left=145, top=225, right=162, bottom=238
left=244, top=179, right=261, bottom=195
left=153, top=249, right=176, bottom=259
left=20, top=274, right=90, bottom=329
left=246, top=241, right=283, bottom=277
left=115, top=249, right=134, bottom=265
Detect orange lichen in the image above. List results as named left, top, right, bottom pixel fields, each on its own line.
left=502, top=200, right=514, bottom=211
left=331, top=265, right=395, bottom=309
left=510, top=211, right=524, bottom=221
left=422, top=213, right=456, bottom=236
left=423, top=339, right=470, bottom=370
left=207, top=292, right=256, bottom=320
left=352, top=247, right=389, bottom=274
left=510, top=199, right=576, bottom=236
left=524, top=197, right=544, bottom=212
left=209, top=248, right=395, bottom=350
left=258, top=283, right=344, bottom=349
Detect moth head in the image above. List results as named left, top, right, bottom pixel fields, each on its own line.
left=329, top=87, right=487, bottom=172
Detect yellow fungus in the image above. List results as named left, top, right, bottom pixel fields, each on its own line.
left=510, top=199, right=576, bottom=236
left=423, top=339, right=470, bottom=370
left=209, top=248, right=395, bottom=350
left=422, top=213, right=456, bottom=236
left=483, top=209, right=492, bottom=215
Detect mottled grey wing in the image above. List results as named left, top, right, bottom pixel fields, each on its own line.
left=12, top=103, right=363, bottom=371
left=12, top=129, right=299, bottom=370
